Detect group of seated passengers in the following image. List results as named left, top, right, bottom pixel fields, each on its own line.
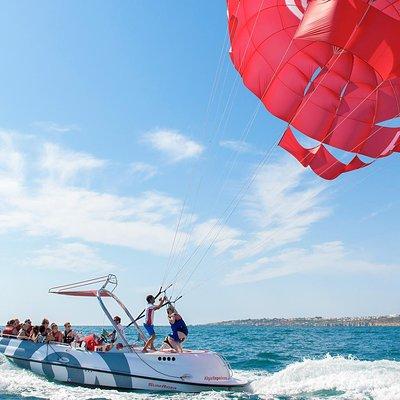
left=2, top=318, right=77, bottom=344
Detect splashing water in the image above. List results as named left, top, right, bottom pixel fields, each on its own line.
left=1, top=326, right=400, bottom=399
left=251, top=355, right=400, bottom=400
left=2, top=355, right=400, bottom=400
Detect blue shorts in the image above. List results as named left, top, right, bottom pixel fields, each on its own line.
left=169, top=331, right=186, bottom=343
left=143, top=323, right=155, bottom=336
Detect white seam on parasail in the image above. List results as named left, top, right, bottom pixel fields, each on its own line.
left=285, top=0, right=307, bottom=19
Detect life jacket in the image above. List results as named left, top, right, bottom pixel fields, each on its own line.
left=2, top=327, right=13, bottom=335
left=82, top=334, right=101, bottom=351
left=63, top=330, right=74, bottom=344
left=170, top=314, right=188, bottom=336
left=51, top=331, right=63, bottom=342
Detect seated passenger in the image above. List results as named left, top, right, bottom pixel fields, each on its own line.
left=82, top=334, right=103, bottom=351
left=2, top=320, right=15, bottom=336
left=47, top=323, right=63, bottom=343
left=12, top=319, right=21, bottom=336
left=40, top=318, right=49, bottom=331
left=164, top=306, right=188, bottom=353
left=37, top=325, right=47, bottom=343
left=17, top=322, right=30, bottom=340
left=63, top=322, right=76, bottom=344
left=29, top=326, right=40, bottom=342
left=24, top=319, right=32, bottom=335
left=108, top=316, right=125, bottom=343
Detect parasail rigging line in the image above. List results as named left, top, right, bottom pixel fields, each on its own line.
left=166, top=0, right=269, bottom=292
left=170, top=1, right=395, bottom=297
left=172, top=139, right=279, bottom=297
left=180, top=164, right=383, bottom=299
left=160, top=2, right=243, bottom=287
left=126, top=284, right=173, bottom=328
left=170, top=2, right=389, bottom=293
left=218, top=101, right=392, bottom=261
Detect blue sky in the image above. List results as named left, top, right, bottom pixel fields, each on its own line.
left=0, top=1, right=399, bottom=326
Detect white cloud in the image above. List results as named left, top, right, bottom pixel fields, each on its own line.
left=28, top=242, right=117, bottom=272
left=32, top=121, right=80, bottom=134
left=219, top=140, right=258, bottom=154
left=40, top=143, right=106, bottom=182
left=361, top=202, right=395, bottom=222
left=143, top=129, right=204, bottom=162
left=2, top=184, right=186, bottom=255
left=0, top=132, right=191, bottom=256
left=0, top=131, right=24, bottom=197
left=191, top=218, right=243, bottom=255
left=130, top=162, right=158, bottom=181
left=225, top=241, right=397, bottom=285
left=232, top=157, right=330, bottom=259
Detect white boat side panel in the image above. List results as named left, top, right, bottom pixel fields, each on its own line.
left=52, top=364, right=69, bottom=382
left=4, top=339, right=21, bottom=357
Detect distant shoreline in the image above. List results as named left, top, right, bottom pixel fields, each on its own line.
left=209, top=315, right=400, bottom=327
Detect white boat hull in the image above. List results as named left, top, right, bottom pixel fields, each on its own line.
left=0, top=336, right=247, bottom=392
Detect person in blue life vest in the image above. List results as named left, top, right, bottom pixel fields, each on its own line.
left=164, top=305, right=188, bottom=353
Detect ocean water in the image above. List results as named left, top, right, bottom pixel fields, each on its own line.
left=1, top=325, right=400, bottom=400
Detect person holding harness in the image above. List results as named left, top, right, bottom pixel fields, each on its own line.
left=142, top=294, right=167, bottom=352
left=165, top=305, right=188, bottom=353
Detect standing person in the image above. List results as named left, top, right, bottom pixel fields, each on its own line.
left=165, top=306, right=188, bottom=353
left=142, top=295, right=167, bottom=352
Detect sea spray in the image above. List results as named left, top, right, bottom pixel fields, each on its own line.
left=251, top=354, right=400, bottom=400
left=0, top=356, right=251, bottom=400
left=1, top=325, right=400, bottom=400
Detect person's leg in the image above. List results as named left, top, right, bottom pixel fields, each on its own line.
left=143, top=324, right=156, bottom=352
left=167, top=336, right=180, bottom=352
left=142, top=334, right=155, bottom=352
left=177, top=332, right=187, bottom=352
left=150, top=334, right=157, bottom=351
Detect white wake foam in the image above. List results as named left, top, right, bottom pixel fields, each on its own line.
left=251, top=354, right=400, bottom=400
left=2, top=354, right=400, bottom=399
left=0, top=357, right=242, bottom=400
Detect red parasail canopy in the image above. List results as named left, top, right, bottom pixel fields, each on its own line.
left=228, top=0, right=400, bottom=179
left=52, top=290, right=112, bottom=297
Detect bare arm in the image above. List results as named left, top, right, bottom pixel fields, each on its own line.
left=154, top=296, right=167, bottom=310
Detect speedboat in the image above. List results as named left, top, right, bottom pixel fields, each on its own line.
left=0, top=275, right=248, bottom=392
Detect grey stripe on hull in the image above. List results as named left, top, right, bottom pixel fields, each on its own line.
left=99, top=352, right=133, bottom=389
left=13, top=340, right=43, bottom=370
left=3, top=352, right=247, bottom=391
left=42, top=351, right=85, bottom=384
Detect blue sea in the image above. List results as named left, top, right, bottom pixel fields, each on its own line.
left=1, top=325, right=400, bottom=400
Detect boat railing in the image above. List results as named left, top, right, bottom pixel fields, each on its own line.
left=219, top=353, right=234, bottom=378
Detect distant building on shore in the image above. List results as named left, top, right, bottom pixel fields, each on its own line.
left=211, top=315, right=400, bottom=327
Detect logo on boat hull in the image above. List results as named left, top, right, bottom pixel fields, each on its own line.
left=148, top=382, right=177, bottom=390
left=204, top=376, right=229, bottom=381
